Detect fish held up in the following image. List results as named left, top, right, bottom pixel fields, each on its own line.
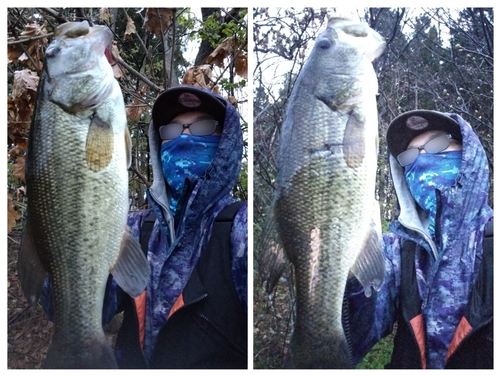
left=271, top=17, right=386, bottom=368
left=18, top=20, right=149, bottom=369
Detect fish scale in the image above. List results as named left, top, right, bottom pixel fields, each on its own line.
left=273, top=18, right=386, bottom=368
left=18, top=21, right=149, bottom=369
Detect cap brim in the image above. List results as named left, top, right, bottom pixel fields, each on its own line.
left=152, top=86, right=227, bottom=128
left=386, top=110, right=462, bottom=158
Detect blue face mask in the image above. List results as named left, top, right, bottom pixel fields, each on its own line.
left=160, top=134, right=220, bottom=214
left=404, top=151, right=462, bottom=234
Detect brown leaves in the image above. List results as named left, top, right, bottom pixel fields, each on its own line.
left=7, top=22, right=48, bottom=71
left=8, top=69, right=38, bottom=148
left=182, top=65, right=218, bottom=92
left=110, top=42, right=126, bottom=79
left=234, top=53, right=248, bottom=79
left=144, top=8, right=175, bottom=37
left=11, top=156, right=26, bottom=181
left=8, top=193, right=22, bottom=234
left=206, top=36, right=248, bottom=79
left=124, top=16, right=137, bottom=40
left=8, top=28, right=41, bottom=228
left=126, top=97, right=148, bottom=122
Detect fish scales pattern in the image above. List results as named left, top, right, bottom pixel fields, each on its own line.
left=274, top=18, right=386, bottom=368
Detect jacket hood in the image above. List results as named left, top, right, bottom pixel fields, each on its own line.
left=388, top=112, right=492, bottom=258
left=139, top=85, right=244, bottom=359
left=147, top=85, right=243, bottom=239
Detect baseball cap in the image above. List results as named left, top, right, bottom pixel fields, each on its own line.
left=152, top=85, right=227, bottom=128
left=386, top=110, right=463, bottom=158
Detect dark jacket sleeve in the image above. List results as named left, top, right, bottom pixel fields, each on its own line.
left=345, top=233, right=401, bottom=366
left=230, top=202, right=248, bottom=313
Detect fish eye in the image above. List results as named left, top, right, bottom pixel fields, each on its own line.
left=317, top=38, right=333, bottom=50
left=45, top=46, right=61, bottom=59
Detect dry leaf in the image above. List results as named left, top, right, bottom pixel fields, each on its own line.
left=12, top=156, right=26, bottom=181
left=13, top=69, right=39, bottom=97
left=11, top=69, right=38, bottom=123
left=227, top=96, right=238, bottom=108
left=8, top=193, right=22, bottom=234
left=181, top=65, right=221, bottom=94
left=99, top=8, right=112, bottom=23
left=8, top=22, right=48, bottom=70
left=234, top=53, right=248, bottom=79
left=126, top=98, right=148, bottom=122
left=124, top=16, right=137, bottom=40
left=20, top=22, right=45, bottom=39
left=182, top=65, right=213, bottom=88
left=110, top=42, right=125, bottom=79
left=16, top=187, right=26, bottom=202
left=8, top=70, right=39, bottom=147
left=144, top=8, right=174, bottom=37
left=206, top=36, right=235, bottom=68
left=8, top=145, right=24, bottom=158
left=7, top=38, right=25, bottom=63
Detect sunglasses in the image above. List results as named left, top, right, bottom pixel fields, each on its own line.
left=159, top=119, right=219, bottom=140
left=397, top=133, right=455, bottom=167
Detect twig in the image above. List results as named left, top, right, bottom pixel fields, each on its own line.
left=112, top=50, right=162, bottom=94
left=8, top=305, right=30, bottom=326
left=129, top=165, right=152, bottom=188
left=7, top=33, right=53, bottom=45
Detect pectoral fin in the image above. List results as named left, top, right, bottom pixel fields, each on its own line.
left=86, top=114, right=114, bottom=172
left=124, top=126, right=132, bottom=169
left=343, top=109, right=366, bottom=168
left=17, top=219, right=48, bottom=307
left=349, top=200, right=385, bottom=297
left=110, top=226, right=150, bottom=298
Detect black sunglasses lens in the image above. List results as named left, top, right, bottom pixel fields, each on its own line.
left=159, top=123, right=182, bottom=140
left=425, top=134, right=450, bottom=154
left=397, top=148, right=419, bottom=167
left=190, top=120, right=217, bottom=136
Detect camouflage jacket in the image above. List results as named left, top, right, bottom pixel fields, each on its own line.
left=347, top=113, right=493, bottom=369
left=105, top=86, right=247, bottom=364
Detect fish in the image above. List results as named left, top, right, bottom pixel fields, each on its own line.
left=17, top=20, right=150, bottom=369
left=272, top=18, right=386, bottom=368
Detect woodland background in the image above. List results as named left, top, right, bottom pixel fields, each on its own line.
left=5, top=7, right=494, bottom=370
left=253, top=7, right=493, bottom=369
left=7, top=7, right=247, bottom=369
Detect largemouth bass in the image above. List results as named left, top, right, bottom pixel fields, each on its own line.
left=18, top=21, right=149, bottom=369
left=273, top=18, right=386, bottom=368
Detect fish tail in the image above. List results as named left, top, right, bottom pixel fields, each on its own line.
left=286, top=331, right=352, bottom=369
left=45, top=334, right=118, bottom=369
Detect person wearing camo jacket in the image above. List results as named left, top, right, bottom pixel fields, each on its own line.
left=346, top=110, right=493, bottom=369
left=111, top=85, right=247, bottom=368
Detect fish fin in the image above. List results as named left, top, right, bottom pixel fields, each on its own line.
left=54, top=20, right=90, bottom=38
left=343, top=110, right=365, bottom=168
left=124, top=126, right=132, bottom=169
left=17, top=220, right=48, bottom=308
left=349, top=200, right=385, bottom=297
left=258, top=206, right=290, bottom=295
left=287, top=328, right=352, bottom=368
left=45, top=331, right=117, bottom=368
left=110, top=226, right=150, bottom=298
left=341, top=24, right=369, bottom=38
left=85, top=113, right=114, bottom=172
